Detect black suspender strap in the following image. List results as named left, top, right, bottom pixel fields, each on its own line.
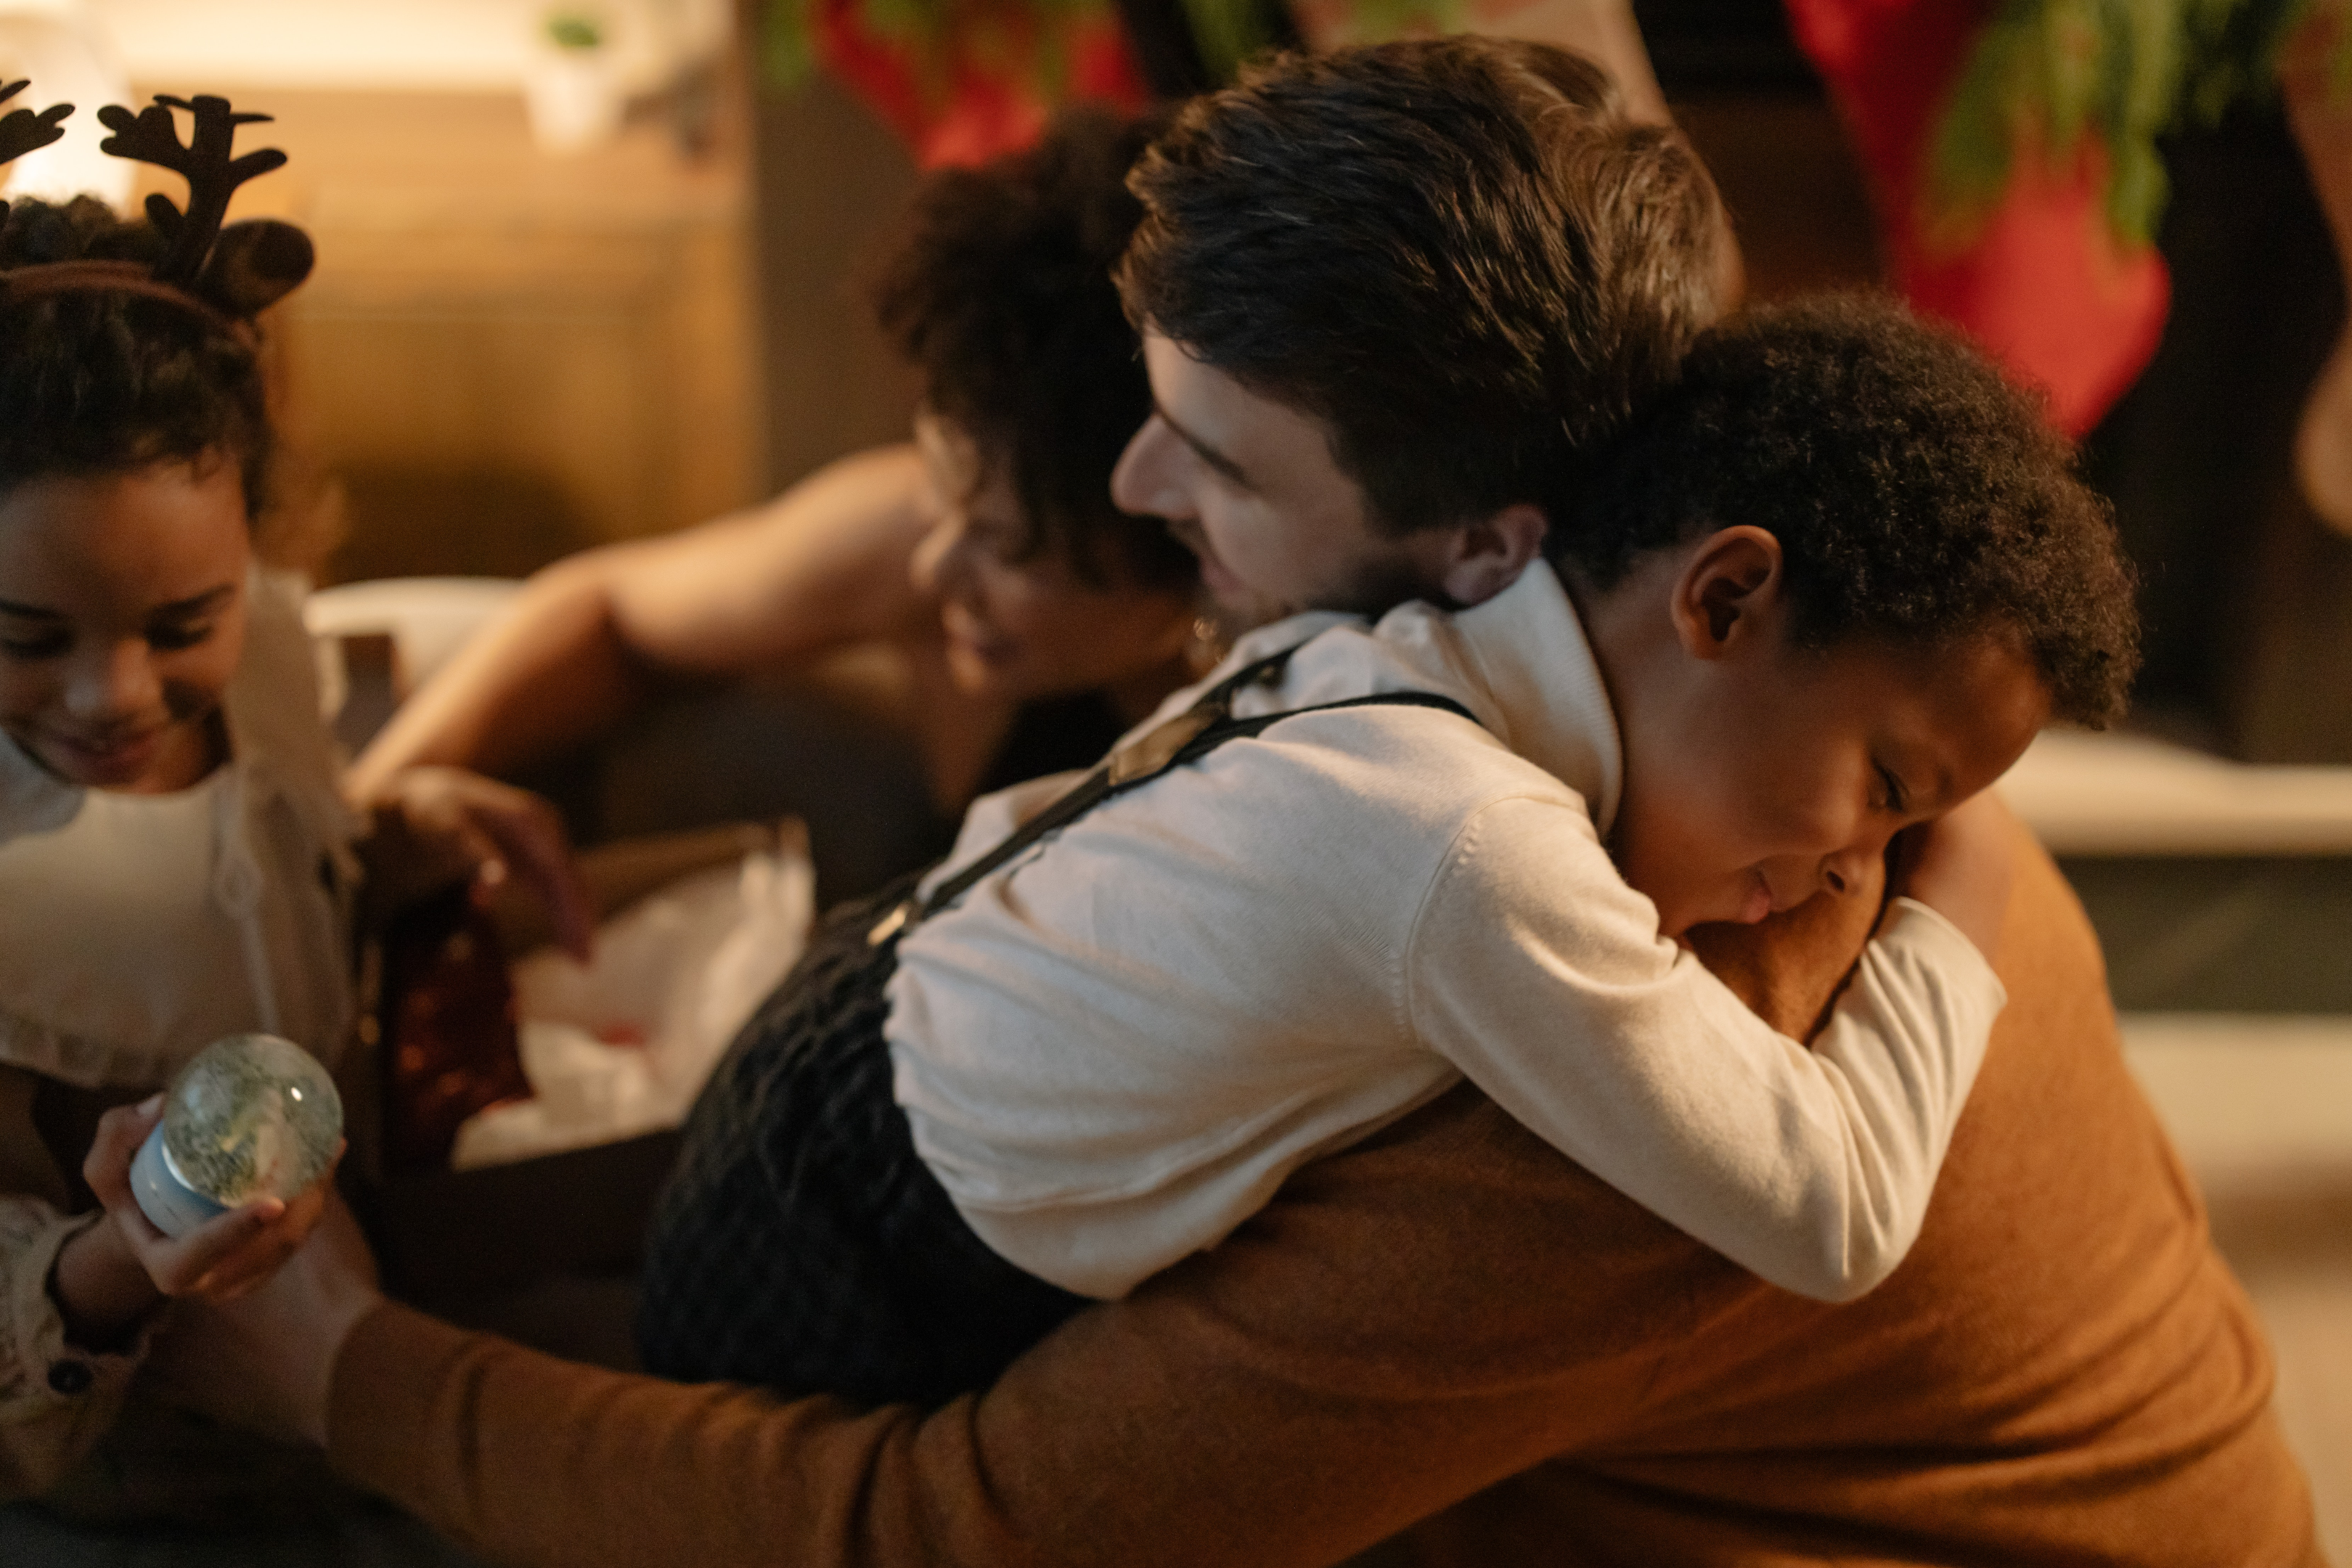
left=865, top=645, right=1478, bottom=944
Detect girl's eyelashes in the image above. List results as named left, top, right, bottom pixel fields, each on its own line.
left=966, top=515, right=1030, bottom=564
left=147, top=619, right=216, bottom=653
left=0, top=626, right=69, bottom=659
left=0, top=622, right=215, bottom=658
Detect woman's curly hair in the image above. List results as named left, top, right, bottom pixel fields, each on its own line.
left=872, top=107, right=1195, bottom=590
left=1556, top=293, right=2141, bottom=726
left=0, top=195, right=274, bottom=520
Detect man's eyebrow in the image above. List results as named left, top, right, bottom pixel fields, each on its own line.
left=1153, top=403, right=1252, bottom=489
left=0, top=598, right=62, bottom=619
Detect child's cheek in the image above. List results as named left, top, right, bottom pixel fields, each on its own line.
left=160, top=613, right=247, bottom=726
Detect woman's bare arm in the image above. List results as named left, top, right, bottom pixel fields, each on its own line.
left=348, top=445, right=939, bottom=798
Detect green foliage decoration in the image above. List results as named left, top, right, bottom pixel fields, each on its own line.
left=546, top=11, right=608, bottom=50
left=1927, top=0, right=2340, bottom=248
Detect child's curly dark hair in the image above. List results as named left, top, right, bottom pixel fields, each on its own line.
left=872, top=107, right=1194, bottom=592
left=1555, top=294, right=2140, bottom=726
left=0, top=195, right=273, bottom=518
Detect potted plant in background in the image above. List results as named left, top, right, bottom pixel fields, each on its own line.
left=526, top=7, right=624, bottom=152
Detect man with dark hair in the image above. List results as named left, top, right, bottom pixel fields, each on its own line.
left=162, top=43, right=2316, bottom=1568
left=1113, top=37, right=1728, bottom=621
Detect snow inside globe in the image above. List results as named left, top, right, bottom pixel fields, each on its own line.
left=131, top=1033, right=343, bottom=1238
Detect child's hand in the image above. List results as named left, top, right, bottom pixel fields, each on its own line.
left=359, top=764, right=595, bottom=960
left=54, top=1098, right=346, bottom=1347
left=1888, top=791, right=2016, bottom=962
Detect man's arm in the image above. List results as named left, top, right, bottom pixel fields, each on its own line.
left=347, top=446, right=938, bottom=799
left=172, top=876, right=1883, bottom=1567
left=187, top=828, right=2312, bottom=1568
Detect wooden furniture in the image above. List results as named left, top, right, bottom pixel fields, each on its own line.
left=131, top=83, right=766, bottom=583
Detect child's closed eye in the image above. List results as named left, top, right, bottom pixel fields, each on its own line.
left=1876, top=763, right=1908, bottom=813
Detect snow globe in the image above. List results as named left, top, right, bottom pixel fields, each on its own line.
left=130, top=1033, right=342, bottom=1238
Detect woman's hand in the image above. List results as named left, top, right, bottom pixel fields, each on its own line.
left=1888, top=790, right=2017, bottom=963
left=146, top=1191, right=383, bottom=1447
left=53, top=1098, right=344, bottom=1349
left=358, top=763, right=595, bottom=960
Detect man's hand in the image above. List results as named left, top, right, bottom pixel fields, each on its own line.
left=54, top=1098, right=345, bottom=1349
left=359, top=764, right=595, bottom=960
left=1889, top=790, right=2017, bottom=963
left=147, top=1191, right=384, bottom=1447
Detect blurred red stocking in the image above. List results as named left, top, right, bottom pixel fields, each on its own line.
left=814, top=0, right=1151, bottom=168
left=1786, top=0, right=2171, bottom=436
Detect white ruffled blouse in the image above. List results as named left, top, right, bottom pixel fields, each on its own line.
left=0, top=567, right=359, bottom=1085
left=0, top=566, right=358, bottom=1500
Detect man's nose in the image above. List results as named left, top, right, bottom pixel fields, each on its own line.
left=1110, top=416, right=1182, bottom=518
left=68, top=640, right=161, bottom=723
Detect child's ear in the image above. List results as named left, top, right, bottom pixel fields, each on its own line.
left=1434, top=502, right=1548, bottom=608
left=1670, top=526, right=1784, bottom=658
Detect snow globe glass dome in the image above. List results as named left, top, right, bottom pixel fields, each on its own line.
left=130, top=1033, right=342, bottom=1238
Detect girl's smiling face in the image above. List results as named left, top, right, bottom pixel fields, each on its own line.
left=0, top=460, right=250, bottom=793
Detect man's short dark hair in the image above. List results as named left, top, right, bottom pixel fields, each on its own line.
left=1117, top=37, right=1728, bottom=539
left=1556, top=294, right=2141, bottom=726
left=874, top=107, right=1194, bottom=590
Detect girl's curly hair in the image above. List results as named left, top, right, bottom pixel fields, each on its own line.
left=0, top=195, right=274, bottom=520
left=872, top=108, right=1194, bottom=590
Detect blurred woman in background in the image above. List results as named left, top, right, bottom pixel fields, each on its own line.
left=350, top=109, right=1204, bottom=903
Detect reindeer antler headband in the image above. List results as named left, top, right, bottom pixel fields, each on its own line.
left=0, top=82, right=314, bottom=330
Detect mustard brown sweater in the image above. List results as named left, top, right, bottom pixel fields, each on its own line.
left=327, top=836, right=2323, bottom=1567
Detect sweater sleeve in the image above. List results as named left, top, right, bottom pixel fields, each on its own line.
left=319, top=833, right=2311, bottom=1568
left=1406, top=794, right=2004, bottom=1301
left=320, top=873, right=1893, bottom=1568
left=325, top=1075, right=1736, bottom=1568
left=0, top=1200, right=149, bottom=1500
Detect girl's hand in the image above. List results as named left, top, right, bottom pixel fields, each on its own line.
left=59, top=1098, right=346, bottom=1346
left=359, top=764, right=595, bottom=960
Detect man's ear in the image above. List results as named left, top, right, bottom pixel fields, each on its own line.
left=1670, top=526, right=1784, bottom=659
left=1434, top=503, right=1549, bottom=608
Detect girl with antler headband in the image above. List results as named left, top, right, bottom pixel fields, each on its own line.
left=0, top=86, right=587, bottom=1508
